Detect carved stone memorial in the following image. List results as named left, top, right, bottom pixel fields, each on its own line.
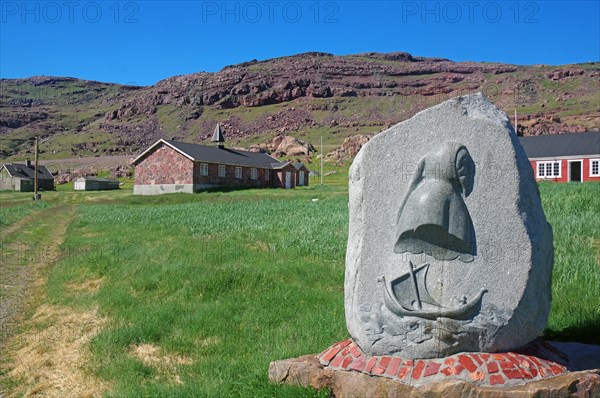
left=345, top=93, right=554, bottom=359
left=269, top=94, right=600, bottom=393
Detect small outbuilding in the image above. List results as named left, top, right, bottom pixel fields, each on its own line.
left=74, top=177, right=121, bottom=191
left=519, top=131, right=600, bottom=182
left=292, top=162, right=310, bottom=186
left=0, top=161, right=55, bottom=191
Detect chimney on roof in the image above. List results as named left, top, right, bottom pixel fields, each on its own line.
left=211, top=124, right=225, bottom=149
left=26, top=160, right=32, bottom=167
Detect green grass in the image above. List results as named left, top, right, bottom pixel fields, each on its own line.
left=45, top=189, right=347, bottom=396
left=156, top=105, right=183, bottom=135
left=539, top=182, right=600, bottom=343
left=0, top=181, right=598, bottom=396
left=0, top=199, right=52, bottom=228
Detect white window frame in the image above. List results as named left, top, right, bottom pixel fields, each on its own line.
left=264, top=170, right=269, bottom=180
left=200, top=163, right=209, bottom=176
left=537, top=161, right=561, bottom=179
left=590, top=159, right=600, bottom=177
left=235, top=167, right=242, bottom=179
left=250, top=168, right=258, bottom=180
left=218, top=164, right=226, bottom=177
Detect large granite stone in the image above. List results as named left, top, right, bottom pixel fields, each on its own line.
left=345, top=93, right=553, bottom=359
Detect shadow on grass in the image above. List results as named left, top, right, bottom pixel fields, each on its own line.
left=544, top=318, right=600, bottom=345
left=194, top=186, right=269, bottom=194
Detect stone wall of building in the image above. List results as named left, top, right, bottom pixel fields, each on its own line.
left=135, top=144, right=194, bottom=185
left=193, top=162, right=272, bottom=188
left=134, top=142, right=311, bottom=193
left=274, top=164, right=298, bottom=189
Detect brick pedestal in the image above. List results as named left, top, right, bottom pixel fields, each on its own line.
left=318, top=339, right=569, bottom=387
left=268, top=339, right=600, bottom=397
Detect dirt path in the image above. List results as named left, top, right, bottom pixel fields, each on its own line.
left=0, top=204, right=112, bottom=397
left=6, top=304, right=109, bottom=397
left=0, top=205, right=72, bottom=340
left=0, top=205, right=50, bottom=238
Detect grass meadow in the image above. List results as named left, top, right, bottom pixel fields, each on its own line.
left=538, top=182, right=600, bottom=343
left=0, top=179, right=598, bottom=397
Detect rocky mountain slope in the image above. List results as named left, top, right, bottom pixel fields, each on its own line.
left=1, top=52, right=598, bottom=160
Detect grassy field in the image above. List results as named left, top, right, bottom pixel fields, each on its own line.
left=0, top=180, right=598, bottom=397
left=538, top=182, right=600, bottom=343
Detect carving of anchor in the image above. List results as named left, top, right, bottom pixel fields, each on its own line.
left=378, top=261, right=487, bottom=321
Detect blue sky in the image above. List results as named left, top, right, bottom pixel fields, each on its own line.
left=1, top=1, right=599, bottom=86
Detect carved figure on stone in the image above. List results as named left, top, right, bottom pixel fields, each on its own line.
left=394, top=142, right=476, bottom=262
left=378, top=261, right=487, bottom=321
left=378, top=142, right=486, bottom=322
left=345, top=93, right=554, bottom=359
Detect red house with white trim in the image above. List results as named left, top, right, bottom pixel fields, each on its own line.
left=519, top=132, right=600, bottom=183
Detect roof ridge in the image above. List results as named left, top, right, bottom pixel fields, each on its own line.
left=134, top=138, right=296, bottom=169
left=519, top=132, right=600, bottom=158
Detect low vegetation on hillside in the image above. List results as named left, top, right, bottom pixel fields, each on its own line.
left=2, top=52, right=598, bottom=160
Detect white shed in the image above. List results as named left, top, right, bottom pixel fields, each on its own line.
left=74, top=177, right=120, bottom=191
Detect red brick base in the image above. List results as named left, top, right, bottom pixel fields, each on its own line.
left=318, top=339, right=569, bottom=387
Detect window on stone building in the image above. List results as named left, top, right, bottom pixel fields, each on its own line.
left=235, top=167, right=242, bottom=179
left=218, top=164, right=226, bottom=177
left=200, top=163, right=209, bottom=176
left=250, top=168, right=258, bottom=180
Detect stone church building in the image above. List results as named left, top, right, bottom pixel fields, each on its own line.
left=132, top=125, right=309, bottom=195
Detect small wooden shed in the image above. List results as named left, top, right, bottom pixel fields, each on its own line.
left=74, top=177, right=120, bottom=191
left=0, top=161, right=55, bottom=191
left=292, top=162, right=310, bottom=186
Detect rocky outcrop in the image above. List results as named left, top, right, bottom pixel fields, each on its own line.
left=105, top=99, right=157, bottom=120
left=100, top=52, right=523, bottom=120
left=1, top=52, right=598, bottom=159
left=109, top=164, right=133, bottom=178
left=269, top=134, right=315, bottom=157
left=0, top=111, right=48, bottom=128
left=56, top=173, right=75, bottom=184
left=45, top=155, right=134, bottom=184
left=248, top=134, right=316, bottom=158
left=517, top=112, right=590, bottom=136
left=548, top=68, right=585, bottom=81
left=327, top=134, right=373, bottom=160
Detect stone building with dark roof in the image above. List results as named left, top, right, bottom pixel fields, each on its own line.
left=132, top=126, right=309, bottom=194
left=0, top=161, right=55, bottom=191
left=519, top=131, right=600, bottom=183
